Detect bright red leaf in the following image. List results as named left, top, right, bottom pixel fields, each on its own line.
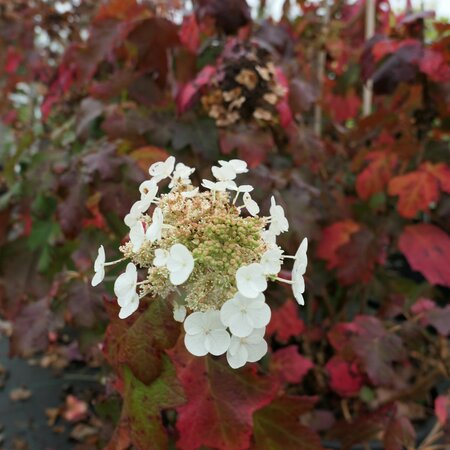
left=419, top=49, right=450, bottom=82
left=398, top=224, right=450, bottom=288
left=170, top=343, right=276, bottom=450
left=356, top=151, right=398, bottom=200
left=325, top=356, right=364, bottom=397
left=388, top=170, right=439, bottom=218
left=270, top=346, right=314, bottom=384
left=266, top=300, right=305, bottom=343
left=316, top=220, right=360, bottom=269
left=179, top=15, right=200, bottom=53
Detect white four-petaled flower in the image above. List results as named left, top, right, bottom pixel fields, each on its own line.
left=184, top=311, right=231, bottom=356
left=149, top=156, right=175, bottom=182
left=153, top=248, right=169, bottom=267
left=166, top=244, right=195, bottom=285
left=220, top=292, right=271, bottom=338
left=268, top=196, right=289, bottom=235
left=260, top=248, right=283, bottom=275
left=220, top=159, right=248, bottom=174
left=236, top=263, right=267, bottom=298
left=91, top=245, right=105, bottom=286
left=169, top=163, right=195, bottom=188
left=226, top=327, right=268, bottom=369
left=114, top=263, right=139, bottom=319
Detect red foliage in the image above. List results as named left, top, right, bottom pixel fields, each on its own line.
left=270, top=346, right=314, bottom=384
left=266, top=300, right=305, bottom=343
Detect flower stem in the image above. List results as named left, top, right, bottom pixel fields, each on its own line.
left=104, top=257, right=126, bottom=266
left=274, top=276, right=293, bottom=285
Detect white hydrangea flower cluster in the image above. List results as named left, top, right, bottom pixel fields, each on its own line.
left=92, top=156, right=308, bottom=369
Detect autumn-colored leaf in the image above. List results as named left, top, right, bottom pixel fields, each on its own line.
left=266, top=300, right=305, bottom=343
left=356, top=151, right=397, bottom=200
left=219, top=126, right=275, bottom=168
left=129, top=146, right=169, bottom=174
left=316, top=220, right=360, bottom=269
left=398, top=224, right=450, bottom=288
left=336, top=228, right=379, bottom=285
left=123, top=356, right=185, bottom=450
left=325, top=356, right=364, bottom=397
left=176, top=65, right=216, bottom=113
left=253, top=395, right=324, bottom=450
left=325, top=91, right=361, bottom=123
left=270, top=346, right=313, bottom=384
left=419, top=49, right=450, bottom=82
left=388, top=170, right=439, bottom=218
left=421, top=162, right=450, bottom=193
left=351, top=316, right=406, bottom=386
left=124, top=297, right=180, bottom=385
left=383, top=416, right=416, bottom=450
left=179, top=15, right=200, bottom=53
left=327, top=404, right=396, bottom=450
left=170, top=343, right=276, bottom=450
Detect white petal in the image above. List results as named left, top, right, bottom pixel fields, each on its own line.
left=91, top=268, right=104, bottom=287
left=129, top=222, right=146, bottom=251
left=139, top=180, right=158, bottom=198
left=170, top=268, right=192, bottom=286
left=205, top=329, right=231, bottom=355
left=184, top=311, right=205, bottom=335
left=247, top=302, right=271, bottom=328
left=153, top=248, right=169, bottom=267
left=146, top=207, right=163, bottom=242
left=293, top=282, right=305, bottom=305
left=243, top=193, right=260, bottom=216
left=246, top=339, right=268, bottom=362
left=205, top=310, right=224, bottom=330
left=173, top=305, right=187, bottom=323
left=114, top=263, right=137, bottom=299
left=225, top=159, right=248, bottom=174
left=226, top=344, right=248, bottom=369
left=228, top=336, right=241, bottom=356
left=184, top=333, right=208, bottom=356
left=229, top=312, right=254, bottom=338
left=244, top=327, right=266, bottom=344
left=94, top=245, right=105, bottom=271
left=220, top=298, right=241, bottom=326
left=118, top=294, right=139, bottom=319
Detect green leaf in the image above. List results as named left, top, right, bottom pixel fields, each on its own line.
left=123, top=356, right=185, bottom=450
left=253, top=395, right=324, bottom=450
left=124, top=297, right=180, bottom=385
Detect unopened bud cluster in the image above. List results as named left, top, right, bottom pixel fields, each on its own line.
left=93, top=157, right=307, bottom=369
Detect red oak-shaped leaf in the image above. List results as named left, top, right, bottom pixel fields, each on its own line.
left=177, top=65, right=216, bottom=113
left=336, top=228, right=379, bottom=285
left=170, top=343, right=276, bottom=450
left=219, top=126, right=275, bottom=168
left=421, top=162, right=450, bottom=193
left=270, top=346, right=313, bottom=384
left=266, top=300, right=305, bottom=343
left=253, top=395, right=324, bottom=450
left=179, top=15, right=200, bottom=53
left=325, top=356, right=364, bottom=397
left=356, top=151, right=398, bottom=200
left=398, top=224, right=450, bottom=288
left=351, top=316, right=406, bottom=386
left=123, top=356, right=185, bottom=450
left=316, top=220, right=360, bottom=269
left=435, top=395, right=450, bottom=426
left=388, top=170, right=439, bottom=218
left=383, top=416, right=416, bottom=450
left=327, top=404, right=396, bottom=450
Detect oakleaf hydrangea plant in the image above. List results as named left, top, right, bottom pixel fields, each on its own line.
left=93, top=157, right=307, bottom=369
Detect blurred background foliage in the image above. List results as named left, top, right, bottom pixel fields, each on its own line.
left=0, top=0, right=449, bottom=449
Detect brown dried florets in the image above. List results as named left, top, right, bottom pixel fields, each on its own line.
left=201, top=42, right=286, bottom=127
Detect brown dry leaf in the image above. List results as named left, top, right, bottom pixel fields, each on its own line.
left=9, top=387, right=32, bottom=402
left=70, top=424, right=98, bottom=442
left=12, top=437, right=28, bottom=450
left=235, top=69, right=258, bottom=90
left=45, top=407, right=60, bottom=426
